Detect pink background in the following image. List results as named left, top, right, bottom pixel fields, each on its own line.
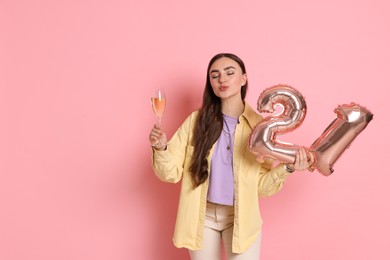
left=1, top=0, right=389, bottom=259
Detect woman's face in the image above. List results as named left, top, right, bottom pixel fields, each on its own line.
left=209, top=57, right=247, bottom=101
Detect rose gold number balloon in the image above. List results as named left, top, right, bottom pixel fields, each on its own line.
left=310, top=103, right=373, bottom=176
left=249, top=84, right=307, bottom=163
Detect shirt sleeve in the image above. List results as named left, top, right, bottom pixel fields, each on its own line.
left=258, top=158, right=291, bottom=197
left=151, top=113, right=194, bottom=183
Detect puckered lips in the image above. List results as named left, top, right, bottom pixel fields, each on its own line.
left=220, top=85, right=228, bottom=91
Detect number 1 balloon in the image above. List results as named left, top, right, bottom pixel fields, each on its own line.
left=310, top=103, right=373, bottom=176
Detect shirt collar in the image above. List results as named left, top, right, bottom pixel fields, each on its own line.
left=240, top=101, right=262, bottom=130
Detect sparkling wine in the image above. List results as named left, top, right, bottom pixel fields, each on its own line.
left=150, top=88, right=166, bottom=147
left=151, top=97, right=166, bottom=118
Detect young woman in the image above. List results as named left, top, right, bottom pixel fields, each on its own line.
left=149, top=53, right=314, bottom=260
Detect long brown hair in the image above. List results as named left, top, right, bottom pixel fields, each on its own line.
left=189, top=53, right=248, bottom=188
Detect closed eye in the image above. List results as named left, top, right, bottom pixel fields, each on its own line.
left=209, top=66, right=237, bottom=79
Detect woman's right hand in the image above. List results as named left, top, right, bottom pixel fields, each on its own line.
left=149, top=124, right=167, bottom=150
left=286, top=147, right=315, bottom=172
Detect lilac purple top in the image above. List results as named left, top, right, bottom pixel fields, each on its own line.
left=207, top=114, right=239, bottom=206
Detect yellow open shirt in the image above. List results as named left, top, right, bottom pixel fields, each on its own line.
left=152, top=103, right=291, bottom=253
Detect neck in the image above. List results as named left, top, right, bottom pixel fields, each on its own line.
left=221, top=98, right=245, bottom=118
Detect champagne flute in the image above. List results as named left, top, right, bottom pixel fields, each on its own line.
left=151, top=88, right=167, bottom=147
left=151, top=88, right=166, bottom=125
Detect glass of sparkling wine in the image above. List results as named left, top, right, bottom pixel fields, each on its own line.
left=151, top=88, right=166, bottom=125
left=151, top=88, right=166, bottom=147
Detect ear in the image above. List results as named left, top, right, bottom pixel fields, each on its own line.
left=241, top=73, right=247, bottom=86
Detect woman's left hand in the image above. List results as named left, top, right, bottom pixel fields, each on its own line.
left=287, top=147, right=315, bottom=172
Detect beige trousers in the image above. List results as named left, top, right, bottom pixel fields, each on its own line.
left=189, top=202, right=261, bottom=260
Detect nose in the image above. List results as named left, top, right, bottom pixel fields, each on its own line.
left=219, top=74, right=227, bottom=83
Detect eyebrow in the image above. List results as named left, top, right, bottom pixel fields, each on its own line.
left=209, top=66, right=237, bottom=74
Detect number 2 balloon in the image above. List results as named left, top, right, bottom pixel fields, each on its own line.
left=249, top=85, right=306, bottom=164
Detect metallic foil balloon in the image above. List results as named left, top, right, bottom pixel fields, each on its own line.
left=310, top=103, right=373, bottom=176
left=249, top=84, right=307, bottom=163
